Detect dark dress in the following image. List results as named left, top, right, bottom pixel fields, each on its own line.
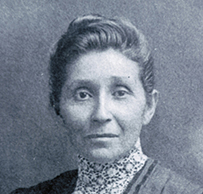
left=10, top=158, right=203, bottom=194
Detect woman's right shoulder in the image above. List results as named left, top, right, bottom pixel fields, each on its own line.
left=10, top=169, right=78, bottom=194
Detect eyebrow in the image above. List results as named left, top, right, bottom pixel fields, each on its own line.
left=66, top=80, right=96, bottom=89
left=110, top=76, right=133, bottom=83
left=66, top=76, right=135, bottom=89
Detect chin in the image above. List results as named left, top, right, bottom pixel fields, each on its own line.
left=82, top=147, right=124, bottom=164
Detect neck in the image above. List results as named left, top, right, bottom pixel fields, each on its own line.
left=75, top=138, right=148, bottom=193
left=79, top=138, right=144, bottom=164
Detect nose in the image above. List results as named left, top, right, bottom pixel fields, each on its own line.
left=91, top=95, right=112, bottom=124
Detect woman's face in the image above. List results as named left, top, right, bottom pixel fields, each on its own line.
left=60, top=49, right=155, bottom=163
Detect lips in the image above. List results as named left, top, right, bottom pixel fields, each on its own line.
left=85, top=133, right=119, bottom=138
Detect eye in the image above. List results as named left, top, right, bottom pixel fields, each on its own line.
left=113, top=90, right=128, bottom=98
left=75, top=89, right=92, bottom=101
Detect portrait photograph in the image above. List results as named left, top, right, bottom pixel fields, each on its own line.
left=0, top=0, right=203, bottom=193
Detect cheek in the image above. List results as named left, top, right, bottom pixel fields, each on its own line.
left=112, top=100, right=146, bottom=134
left=61, top=104, right=90, bottom=131
left=60, top=105, right=87, bottom=148
left=114, top=100, right=145, bottom=120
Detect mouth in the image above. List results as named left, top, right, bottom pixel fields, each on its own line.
left=85, top=133, right=119, bottom=139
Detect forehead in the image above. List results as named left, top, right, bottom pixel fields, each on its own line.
left=67, top=49, right=141, bottom=81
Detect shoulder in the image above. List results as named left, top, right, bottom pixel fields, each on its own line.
left=10, top=169, right=78, bottom=194
left=140, top=158, right=203, bottom=194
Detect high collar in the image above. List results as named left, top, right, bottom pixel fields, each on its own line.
left=73, top=138, right=148, bottom=194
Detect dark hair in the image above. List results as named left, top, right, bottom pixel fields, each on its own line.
left=49, top=14, right=154, bottom=115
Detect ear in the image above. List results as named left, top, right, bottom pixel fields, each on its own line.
left=143, top=89, right=159, bottom=125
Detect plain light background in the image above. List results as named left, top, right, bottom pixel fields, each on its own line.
left=0, top=0, right=203, bottom=193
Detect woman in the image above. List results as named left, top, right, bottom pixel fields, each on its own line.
left=11, top=14, right=203, bottom=194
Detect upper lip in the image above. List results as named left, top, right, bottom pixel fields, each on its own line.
left=85, top=133, right=119, bottom=138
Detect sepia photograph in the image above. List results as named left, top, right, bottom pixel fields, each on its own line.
left=1, top=0, right=203, bottom=193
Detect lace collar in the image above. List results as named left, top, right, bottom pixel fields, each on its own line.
left=73, top=139, right=148, bottom=194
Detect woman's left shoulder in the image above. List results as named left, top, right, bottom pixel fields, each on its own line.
left=140, top=158, right=203, bottom=194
